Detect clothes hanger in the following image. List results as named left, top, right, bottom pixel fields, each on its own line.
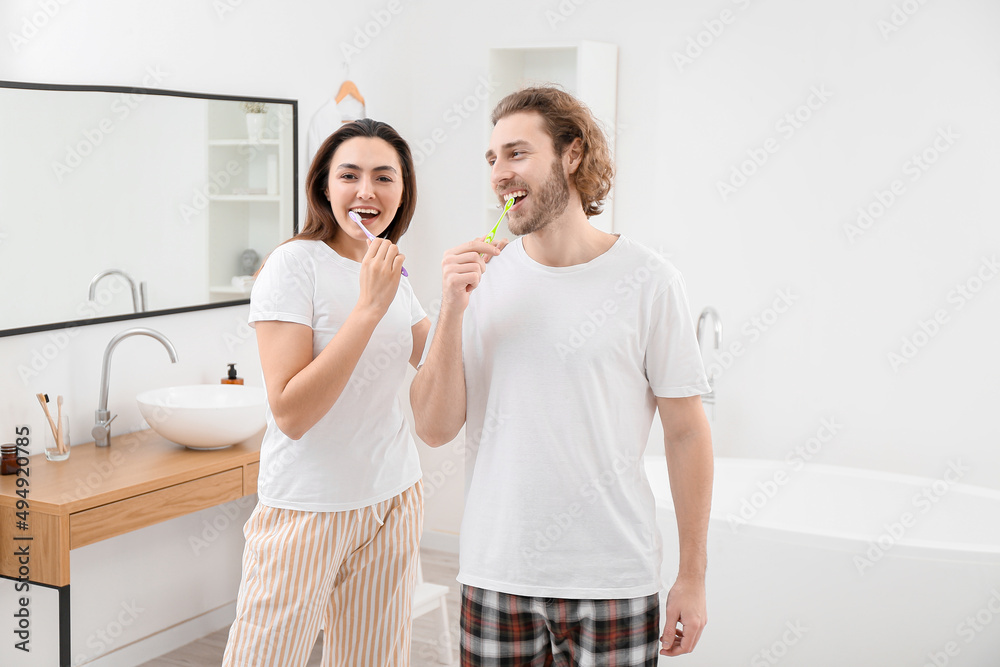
left=335, top=80, right=365, bottom=105
left=335, top=61, right=365, bottom=105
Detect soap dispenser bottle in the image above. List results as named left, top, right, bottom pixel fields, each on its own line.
left=222, top=363, right=244, bottom=385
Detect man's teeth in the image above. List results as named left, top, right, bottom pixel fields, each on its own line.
left=503, top=190, right=527, bottom=202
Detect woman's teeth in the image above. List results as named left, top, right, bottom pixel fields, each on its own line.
left=351, top=208, right=379, bottom=220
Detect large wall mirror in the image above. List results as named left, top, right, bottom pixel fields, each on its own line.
left=0, top=81, right=298, bottom=337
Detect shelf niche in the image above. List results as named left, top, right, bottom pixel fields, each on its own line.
left=206, top=100, right=295, bottom=302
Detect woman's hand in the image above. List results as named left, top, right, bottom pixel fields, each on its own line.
left=357, top=237, right=405, bottom=315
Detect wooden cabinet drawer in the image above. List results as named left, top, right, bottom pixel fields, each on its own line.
left=244, top=461, right=259, bottom=496
left=69, top=468, right=243, bottom=549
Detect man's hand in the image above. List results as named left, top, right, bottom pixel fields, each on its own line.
left=660, top=575, right=707, bottom=656
left=441, top=237, right=506, bottom=312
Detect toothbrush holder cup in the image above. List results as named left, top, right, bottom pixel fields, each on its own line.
left=44, top=415, right=71, bottom=462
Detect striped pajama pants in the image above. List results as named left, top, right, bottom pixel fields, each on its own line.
left=222, top=480, right=424, bottom=667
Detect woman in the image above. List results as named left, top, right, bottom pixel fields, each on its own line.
left=223, top=119, right=429, bottom=666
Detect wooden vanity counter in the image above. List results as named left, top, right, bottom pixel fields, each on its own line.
left=0, top=428, right=261, bottom=587
left=0, top=428, right=261, bottom=666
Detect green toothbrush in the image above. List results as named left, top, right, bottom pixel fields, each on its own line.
left=483, top=196, right=515, bottom=249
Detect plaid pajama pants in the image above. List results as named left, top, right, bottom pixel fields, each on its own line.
left=460, top=585, right=660, bottom=666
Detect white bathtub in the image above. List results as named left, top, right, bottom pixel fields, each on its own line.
left=645, top=457, right=1000, bottom=667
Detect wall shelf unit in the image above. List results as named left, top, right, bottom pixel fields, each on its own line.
left=206, top=102, right=295, bottom=302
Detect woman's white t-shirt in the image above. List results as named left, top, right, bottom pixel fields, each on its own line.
left=248, top=239, right=425, bottom=512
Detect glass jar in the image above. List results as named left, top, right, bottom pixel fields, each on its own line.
left=1, top=444, right=20, bottom=475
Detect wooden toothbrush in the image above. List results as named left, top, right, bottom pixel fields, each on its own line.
left=35, top=392, right=59, bottom=445
left=56, top=395, right=66, bottom=454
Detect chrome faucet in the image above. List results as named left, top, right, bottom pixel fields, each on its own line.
left=88, top=269, right=147, bottom=313
left=93, top=327, right=178, bottom=446
left=696, top=307, right=723, bottom=404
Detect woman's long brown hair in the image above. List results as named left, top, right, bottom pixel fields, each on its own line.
left=300, top=118, right=417, bottom=244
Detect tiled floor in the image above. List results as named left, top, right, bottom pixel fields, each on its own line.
left=138, top=548, right=460, bottom=666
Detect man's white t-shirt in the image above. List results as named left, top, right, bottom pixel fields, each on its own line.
left=249, top=239, right=425, bottom=512
left=458, top=234, right=710, bottom=599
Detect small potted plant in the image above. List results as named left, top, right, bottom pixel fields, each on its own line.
left=241, top=101, right=268, bottom=142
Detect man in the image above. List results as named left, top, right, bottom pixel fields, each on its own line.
left=410, top=86, right=713, bottom=666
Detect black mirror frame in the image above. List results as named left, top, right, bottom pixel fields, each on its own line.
left=0, top=79, right=299, bottom=338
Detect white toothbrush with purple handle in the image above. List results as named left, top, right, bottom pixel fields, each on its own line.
left=348, top=210, right=408, bottom=277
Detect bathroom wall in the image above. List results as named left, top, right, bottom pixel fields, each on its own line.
left=1, top=0, right=998, bottom=663
left=388, top=0, right=1000, bottom=543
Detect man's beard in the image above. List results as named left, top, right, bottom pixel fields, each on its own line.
left=507, top=158, right=571, bottom=236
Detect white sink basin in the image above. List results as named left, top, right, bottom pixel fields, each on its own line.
left=137, top=385, right=267, bottom=449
